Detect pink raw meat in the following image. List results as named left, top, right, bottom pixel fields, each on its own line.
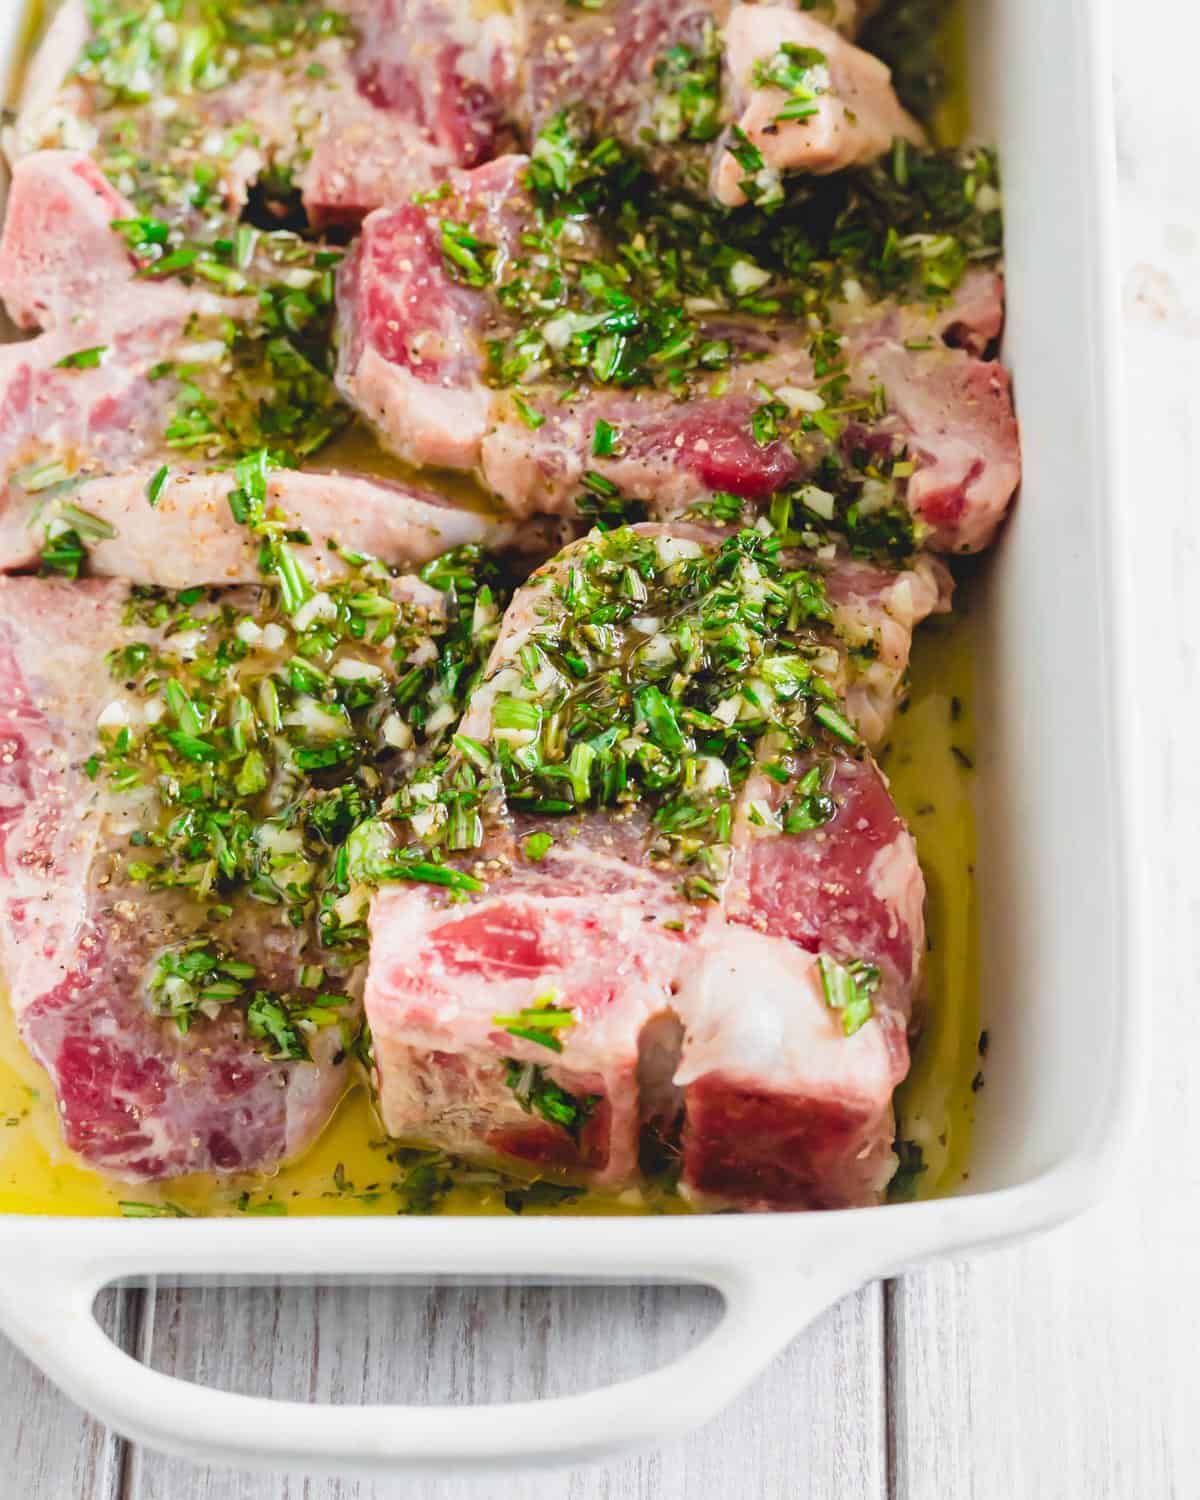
left=516, top=0, right=906, bottom=200
left=363, top=523, right=929, bottom=1207
left=0, top=577, right=351, bottom=1178
left=0, top=152, right=525, bottom=587
left=304, top=0, right=521, bottom=225
left=336, top=152, right=1019, bottom=552
left=366, top=826, right=699, bottom=1183
left=0, top=152, right=211, bottom=490
left=12, top=0, right=519, bottom=227
left=712, top=5, right=924, bottom=207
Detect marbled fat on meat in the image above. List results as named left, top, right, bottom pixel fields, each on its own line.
left=0, top=152, right=521, bottom=587
left=364, top=525, right=928, bottom=1207
left=336, top=151, right=1019, bottom=552
left=10, top=0, right=521, bottom=227
left=0, top=153, right=207, bottom=512
left=0, top=578, right=350, bottom=1178
left=367, top=846, right=697, bottom=1183
left=517, top=1, right=910, bottom=201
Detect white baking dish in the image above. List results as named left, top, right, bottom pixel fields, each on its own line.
left=0, top=0, right=1141, bottom=1473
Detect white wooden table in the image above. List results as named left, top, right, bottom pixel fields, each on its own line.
left=3, top=5, right=1195, bottom=1494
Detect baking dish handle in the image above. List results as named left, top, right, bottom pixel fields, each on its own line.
left=0, top=1251, right=863, bottom=1472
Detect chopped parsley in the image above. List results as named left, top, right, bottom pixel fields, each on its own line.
left=440, top=220, right=495, bottom=286
left=752, top=43, right=829, bottom=124
left=146, top=941, right=258, bottom=1033
left=726, top=125, right=783, bottom=209
left=592, top=419, right=620, bottom=457
left=145, top=464, right=170, bottom=507
left=54, top=345, right=107, bottom=370
left=650, top=30, right=722, bottom=145
left=118, top=1200, right=192, bottom=1217
left=503, top=1060, right=599, bottom=1140
left=818, top=954, right=881, bottom=1036
left=46, top=5, right=359, bottom=470
left=146, top=238, right=349, bottom=464
left=93, top=538, right=511, bottom=945
left=389, top=1146, right=455, bottom=1215
left=388, top=527, right=867, bottom=904
left=146, top=940, right=349, bottom=1061
left=74, top=0, right=349, bottom=108
left=888, top=1137, right=928, bottom=1203
left=523, top=830, right=554, bottom=862
left=246, top=992, right=311, bottom=1061
left=492, top=996, right=577, bottom=1053
left=427, top=109, right=1000, bottom=560
left=37, top=500, right=117, bottom=579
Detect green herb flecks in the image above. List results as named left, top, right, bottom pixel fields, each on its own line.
left=440, top=221, right=495, bottom=287
left=74, top=0, right=349, bottom=110
left=751, top=43, right=829, bottom=125
left=146, top=464, right=170, bottom=507
left=150, top=237, right=349, bottom=465
left=54, top=345, right=108, bottom=370
left=37, top=499, right=117, bottom=580
left=888, top=1136, right=928, bottom=1203
left=503, top=1180, right=583, bottom=1214
left=503, top=1059, right=599, bottom=1141
left=818, top=954, right=881, bottom=1036
left=651, top=29, right=722, bottom=145
left=146, top=940, right=258, bottom=1032
left=390, top=526, right=866, bottom=903
left=492, top=995, right=577, bottom=1053
left=95, top=540, right=511, bottom=938
left=146, top=939, right=349, bottom=1062
left=456, top=109, right=1000, bottom=452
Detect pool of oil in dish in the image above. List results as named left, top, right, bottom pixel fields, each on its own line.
left=0, top=0, right=979, bottom=1216
left=0, top=596, right=979, bottom=1217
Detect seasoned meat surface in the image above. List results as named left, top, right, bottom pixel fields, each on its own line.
left=337, top=150, right=1018, bottom=553
left=10, top=0, right=519, bottom=227
left=363, top=524, right=927, bottom=1206
left=0, top=151, right=526, bottom=585
left=0, top=578, right=350, bottom=1176
left=713, top=5, right=924, bottom=206
left=0, top=0, right=1013, bottom=1212
left=518, top=1, right=919, bottom=204
left=0, top=546, right=500, bottom=1179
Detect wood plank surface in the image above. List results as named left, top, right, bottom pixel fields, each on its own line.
left=0, top=1289, right=134, bottom=1500
left=125, top=1282, right=886, bottom=1500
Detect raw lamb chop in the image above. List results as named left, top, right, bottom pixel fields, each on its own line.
left=9, top=0, right=520, bottom=229
left=306, top=0, right=521, bottom=226
left=366, top=825, right=697, bottom=1183
left=518, top=1, right=920, bottom=203
left=825, top=551, right=950, bottom=744
left=0, top=541, right=484, bottom=1178
left=712, top=5, right=925, bottom=206
left=336, top=151, right=1019, bottom=553
left=0, top=151, right=521, bottom=585
left=0, top=152, right=233, bottom=496
left=362, top=523, right=928, bottom=1207
left=0, top=461, right=519, bottom=589
left=680, top=749, right=919, bottom=1204
left=0, top=578, right=348, bottom=1177
left=13, top=0, right=898, bottom=221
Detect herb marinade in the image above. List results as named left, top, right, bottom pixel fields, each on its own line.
left=0, top=0, right=982, bottom=1214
